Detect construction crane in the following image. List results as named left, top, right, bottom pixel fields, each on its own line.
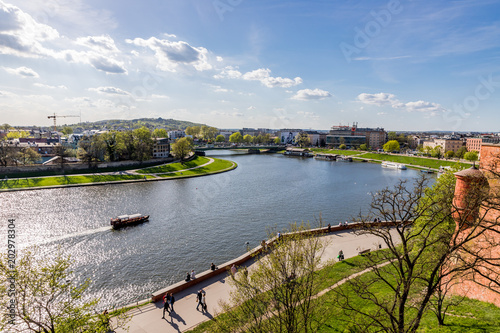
left=47, top=113, right=80, bottom=132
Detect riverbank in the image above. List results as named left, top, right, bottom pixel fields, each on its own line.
left=0, top=156, right=237, bottom=192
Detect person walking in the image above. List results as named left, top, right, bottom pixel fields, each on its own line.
left=169, top=293, right=175, bottom=312
left=162, top=293, right=170, bottom=318
left=196, top=290, right=203, bottom=311
left=201, top=292, right=207, bottom=312
left=230, top=264, right=237, bottom=277
left=338, top=249, right=344, bottom=261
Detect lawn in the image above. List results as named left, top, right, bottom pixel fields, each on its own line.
left=310, top=148, right=364, bottom=156
left=159, top=158, right=235, bottom=177
left=0, top=174, right=154, bottom=190
left=359, top=153, right=471, bottom=169
left=136, top=156, right=210, bottom=174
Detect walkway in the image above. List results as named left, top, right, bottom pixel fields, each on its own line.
left=115, top=229, right=397, bottom=333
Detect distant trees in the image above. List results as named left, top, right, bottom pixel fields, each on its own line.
left=17, top=147, right=41, bottom=165
left=243, top=134, right=253, bottom=144
left=383, top=140, right=400, bottom=152
left=171, top=137, right=193, bottom=161
left=185, top=125, right=218, bottom=141
left=216, top=134, right=226, bottom=143
left=359, top=143, right=368, bottom=151
left=339, top=144, right=347, bottom=150
left=431, top=145, right=443, bottom=158
left=456, top=146, right=467, bottom=159
left=295, top=132, right=311, bottom=148
left=445, top=150, right=455, bottom=159
left=152, top=128, right=168, bottom=138
left=229, top=132, right=243, bottom=144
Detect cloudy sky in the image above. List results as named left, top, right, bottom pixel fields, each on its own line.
left=1, top=0, right=500, bottom=131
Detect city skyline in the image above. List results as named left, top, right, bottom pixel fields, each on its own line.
left=1, top=0, right=500, bottom=131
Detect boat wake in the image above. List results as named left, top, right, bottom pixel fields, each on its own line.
left=33, top=226, right=112, bottom=247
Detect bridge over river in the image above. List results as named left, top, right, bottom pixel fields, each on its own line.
left=195, top=145, right=285, bottom=154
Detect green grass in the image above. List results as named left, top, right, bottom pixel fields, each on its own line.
left=159, top=158, right=235, bottom=177
left=136, top=156, right=210, bottom=174
left=310, top=148, right=364, bottom=156
left=0, top=174, right=154, bottom=190
left=359, top=153, right=471, bottom=169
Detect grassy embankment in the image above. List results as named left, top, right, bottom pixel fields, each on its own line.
left=310, top=148, right=364, bottom=156
left=0, top=156, right=236, bottom=190
left=188, top=251, right=500, bottom=333
left=358, top=153, right=472, bottom=170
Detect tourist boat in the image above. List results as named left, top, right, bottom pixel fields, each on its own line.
left=381, top=162, right=406, bottom=170
left=421, top=168, right=435, bottom=174
left=314, top=153, right=338, bottom=161
left=110, top=214, right=149, bottom=229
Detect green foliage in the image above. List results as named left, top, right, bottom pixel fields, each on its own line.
left=456, top=146, right=468, bottom=159
left=243, top=134, right=253, bottom=144
left=361, top=153, right=471, bottom=169
left=383, top=139, right=400, bottom=152
left=152, top=128, right=168, bottom=138
left=464, top=151, right=479, bottom=162
left=445, top=150, right=455, bottom=159
left=171, top=137, right=193, bottom=160
left=0, top=248, right=129, bottom=332
left=216, top=134, right=226, bottom=142
left=339, top=144, right=347, bottom=150
left=229, top=132, right=243, bottom=143
left=17, top=147, right=41, bottom=165
left=359, top=143, right=368, bottom=150
left=62, top=126, right=73, bottom=135
left=274, top=137, right=281, bottom=144
left=295, top=132, right=311, bottom=148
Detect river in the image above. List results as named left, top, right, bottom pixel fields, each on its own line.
left=0, top=151, right=428, bottom=309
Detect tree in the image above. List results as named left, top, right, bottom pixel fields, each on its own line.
left=456, top=146, right=468, bottom=159
left=339, top=144, right=346, bottom=150
left=152, top=128, right=168, bottom=138
left=229, top=132, right=243, bottom=144
left=295, top=132, right=311, bottom=148
left=61, top=127, right=73, bottom=136
left=334, top=168, right=500, bottom=333
left=445, top=150, right=455, bottom=159
left=431, top=145, right=443, bottom=158
left=185, top=126, right=201, bottom=138
left=0, top=248, right=129, bottom=332
left=243, top=134, right=253, bottom=144
left=274, top=137, right=281, bottom=145
left=383, top=140, right=400, bottom=152
left=17, top=147, right=41, bottom=165
left=171, top=137, right=193, bottom=160
left=388, top=131, right=397, bottom=141
left=116, top=131, right=135, bottom=160
left=100, top=131, right=119, bottom=162
left=132, top=127, right=154, bottom=162
left=216, top=134, right=226, bottom=143
left=213, top=223, right=328, bottom=333
left=78, top=136, right=105, bottom=167
left=0, top=139, right=18, bottom=166
left=464, top=151, right=479, bottom=162
left=359, top=143, right=368, bottom=151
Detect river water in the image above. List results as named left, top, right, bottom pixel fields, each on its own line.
left=0, top=151, right=427, bottom=309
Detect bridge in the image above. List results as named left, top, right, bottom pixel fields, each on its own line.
left=194, top=145, right=285, bottom=151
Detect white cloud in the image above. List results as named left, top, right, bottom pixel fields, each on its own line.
left=358, top=92, right=445, bottom=114
left=297, top=111, right=320, bottom=119
left=242, top=68, right=302, bottom=88
left=247, top=106, right=256, bottom=110
left=151, top=94, right=169, bottom=99
left=292, top=88, right=331, bottom=101
left=76, top=35, right=119, bottom=53
left=357, top=93, right=401, bottom=107
left=213, top=66, right=242, bottom=79
left=34, top=83, right=67, bottom=89
left=4, top=66, right=38, bottom=78
left=126, top=37, right=212, bottom=72
left=88, top=86, right=130, bottom=95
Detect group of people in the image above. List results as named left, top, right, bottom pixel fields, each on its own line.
left=373, top=217, right=382, bottom=223
left=162, top=293, right=176, bottom=318
left=185, top=269, right=196, bottom=282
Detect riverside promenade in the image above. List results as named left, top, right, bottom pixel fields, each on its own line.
left=115, top=224, right=397, bottom=333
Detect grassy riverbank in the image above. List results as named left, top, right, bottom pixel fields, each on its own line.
left=0, top=156, right=236, bottom=191
left=310, top=148, right=364, bottom=156
left=358, top=153, right=471, bottom=170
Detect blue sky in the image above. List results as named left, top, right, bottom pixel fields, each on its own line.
left=1, top=0, right=500, bottom=131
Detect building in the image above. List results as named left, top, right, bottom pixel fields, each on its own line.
left=466, top=137, right=500, bottom=155
left=153, top=138, right=170, bottom=158
left=168, top=130, right=185, bottom=140
left=423, top=138, right=464, bottom=154
left=450, top=143, right=500, bottom=306
left=326, top=123, right=386, bottom=149
left=278, top=129, right=302, bottom=145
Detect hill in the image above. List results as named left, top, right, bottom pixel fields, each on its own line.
left=67, top=118, right=205, bottom=131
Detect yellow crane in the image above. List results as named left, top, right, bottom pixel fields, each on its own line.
left=47, top=113, right=80, bottom=132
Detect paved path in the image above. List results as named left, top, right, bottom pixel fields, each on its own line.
left=115, top=229, right=396, bottom=333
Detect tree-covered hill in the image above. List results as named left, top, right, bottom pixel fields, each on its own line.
left=66, top=118, right=205, bottom=132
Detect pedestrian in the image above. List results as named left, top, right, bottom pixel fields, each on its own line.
left=201, top=292, right=207, bottom=312
left=169, top=293, right=175, bottom=312
left=327, top=223, right=331, bottom=232
left=162, top=293, right=170, bottom=318
left=338, top=250, right=344, bottom=261
left=345, top=220, right=348, bottom=226
left=210, top=262, right=216, bottom=271
left=191, top=269, right=196, bottom=279
left=230, top=264, right=237, bottom=277
left=277, top=231, right=282, bottom=240
left=373, top=217, right=377, bottom=223
left=185, top=272, right=191, bottom=282
left=196, top=290, right=203, bottom=311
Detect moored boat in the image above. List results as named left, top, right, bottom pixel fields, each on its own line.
left=381, top=161, right=406, bottom=170
left=110, top=214, right=149, bottom=229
